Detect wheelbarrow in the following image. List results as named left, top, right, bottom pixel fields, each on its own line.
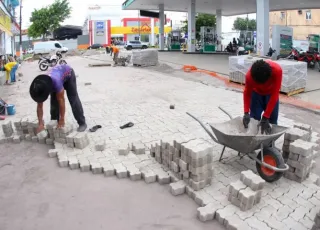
left=187, top=108, right=289, bottom=182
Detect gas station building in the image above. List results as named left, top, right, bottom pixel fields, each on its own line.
left=122, top=0, right=320, bottom=56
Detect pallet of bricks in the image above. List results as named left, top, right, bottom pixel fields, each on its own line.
left=282, top=123, right=319, bottom=182
left=150, top=138, right=214, bottom=192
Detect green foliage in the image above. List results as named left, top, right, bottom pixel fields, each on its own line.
left=181, top=13, right=216, bottom=40
left=28, top=0, right=71, bottom=39
left=233, top=17, right=256, bottom=31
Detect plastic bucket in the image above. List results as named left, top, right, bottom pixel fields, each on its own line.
left=6, top=104, right=16, bottom=115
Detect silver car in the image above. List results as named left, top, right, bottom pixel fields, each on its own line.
left=124, top=41, right=148, bottom=50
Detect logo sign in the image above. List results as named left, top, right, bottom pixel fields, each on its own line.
left=96, top=21, right=104, bottom=29
left=131, top=23, right=151, bottom=33
left=96, top=31, right=104, bottom=36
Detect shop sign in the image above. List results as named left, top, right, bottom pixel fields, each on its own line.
left=131, top=25, right=151, bottom=33
left=88, top=5, right=101, bottom=10
left=0, top=8, right=11, bottom=31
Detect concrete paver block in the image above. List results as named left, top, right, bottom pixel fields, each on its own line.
left=103, top=164, right=115, bottom=177
left=79, top=160, right=91, bottom=172
left=69, top=158, right=80, bottom=170
left=91, top=162, right=103, bottom=174
left=48, top=149, right=58, bottom=158
left=197, top=202, right=222, bottom=222
left=142, top=170, right=157, bottom=183
left=115, top=167, right=128, bottom=179
left=157, top=172, right=171, bottom=184
left=169, top=181, right=186, bottom=196
left=285, top=128, right=310, bottom=142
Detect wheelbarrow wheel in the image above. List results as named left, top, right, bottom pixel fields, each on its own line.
left=256, top=147, right=285, bottom=183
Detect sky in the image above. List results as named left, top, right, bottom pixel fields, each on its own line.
left=21, top=0, right=255, bottom=32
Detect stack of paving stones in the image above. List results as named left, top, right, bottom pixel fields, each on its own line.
left=1, top=121, right=14, bottom=143
left=312, top=211, right=320, bottom=230
left=282, top=123, right=319, bottom=183
left=150, top=138, right=214, bottom=191
left=227, top=170, right=265, bottom=211
left=66, top=130, right=90, bottom=149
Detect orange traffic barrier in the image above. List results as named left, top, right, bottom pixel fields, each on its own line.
left=183, top=65, right=197, bottom=72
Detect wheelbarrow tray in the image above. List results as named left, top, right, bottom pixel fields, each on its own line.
left=209, top=116, right=288, bottom=153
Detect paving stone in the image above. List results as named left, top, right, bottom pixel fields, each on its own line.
left=48, top=149, right=58, bottom=158
left=169, top=181, right=186, bottom=196
left=285, top=128, right=310, bottom=142
left=142, top=170, right=157, bottom=183
left=118, top=144, right=130, bottom=156
left=186, top=185, right=196, bottom=200
left=225, top=214, right=252, bottom=230
left=283, top=217, right=308, bottom=230
left=229, top=180, right=247, bottom=197
left=115, top=167, right=128, bottom=179
left=46, top=138, right=54, bottom=145
left=12, top=135, right=21, bottom=144
left=157, top=172, right=171, bottom=184
left=91, top=162, right=103, bottom=174
left=289, top=206, right=311, bottom=222
left=215, top=205, right=238, bottom=225
left=58, top=156, right=69, bottom=167
left=95, top=140, right=106, bottom=151
left=245, top=216, right=271, bottom=230
left=79, top=160, right=91, bottom=172
left=127, top=167, right=141, bottom=181
left=69, top=158, right=79, bottom=170
left=31, top=136, right=38, bottom=143
left=240, top=170, right=265, bottom=191
left=273, top=205, right=294, bottom=221
left=197, top=202, right=222, bottom=222
left=103, top=164, right=115, bottom=177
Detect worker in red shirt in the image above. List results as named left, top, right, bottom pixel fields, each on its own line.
left=242, top=59, right=283, bottom=134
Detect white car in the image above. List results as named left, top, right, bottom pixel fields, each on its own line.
left=33, top=41, right=68, bottom=55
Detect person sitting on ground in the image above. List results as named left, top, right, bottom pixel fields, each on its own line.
left=29, top=64, right=87, bottom=133
left=111, top=44, right=120, bottom=65
left=242, top=59, right=283, bottom=134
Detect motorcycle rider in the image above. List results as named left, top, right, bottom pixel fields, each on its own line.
left=242, top=59, right=283, bottom=134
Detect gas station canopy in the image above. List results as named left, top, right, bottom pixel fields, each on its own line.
left=122, top=0, right=320, bottom=16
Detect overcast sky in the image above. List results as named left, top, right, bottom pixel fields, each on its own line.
left=21, top=0, right=255, bottom=32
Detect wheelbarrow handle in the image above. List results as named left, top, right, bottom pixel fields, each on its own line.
left=218, top=106, right=233, bottom=120
left=186, top=112, right=219, bottom=144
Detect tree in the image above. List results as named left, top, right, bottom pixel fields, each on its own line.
left=233, top=17, right=256, bottom=31
left=181, top=13, right=216, bottom=40
left=28, top=0, right=71, bottom=39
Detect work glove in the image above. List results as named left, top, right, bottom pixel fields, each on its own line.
left=243, top=113, right=251, bottom=128
left=259, top=116, right=272, bottom=135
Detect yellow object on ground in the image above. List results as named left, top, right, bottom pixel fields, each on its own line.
left=5, top=71, right=9, bottom=81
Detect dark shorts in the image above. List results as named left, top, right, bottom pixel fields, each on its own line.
left=250, top=91, right=279, bottom=125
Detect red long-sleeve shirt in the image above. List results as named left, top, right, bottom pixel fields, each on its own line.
left=243, top=60, right=283, bottom=118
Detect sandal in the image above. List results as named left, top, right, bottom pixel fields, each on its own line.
left=120, top=122, right=134, bottom=129
left=89, top=125, right=102, bottom=132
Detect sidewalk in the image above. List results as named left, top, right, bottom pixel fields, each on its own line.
left=0, top=56, right=319, bottom=230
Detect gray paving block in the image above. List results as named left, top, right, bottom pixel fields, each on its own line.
left=142, top=170, right=157, bottom=183
left=215, top=205, right=238, bottom=226
left=69, top=158, right=79, bottom=170
left=238, top=187, right=256, bottom=211
left=240, top=170, right=265, bottom=191
left=285, top=128, right=310, bottom=141
left=58, top=156, right=69, bottom=167
left=118, top=144, right=130, bottom=155
left=170, top=161, right=179, bottom=173
left=103, top=164, right=115, bottom=177
left=169, top=181, right=186, bottom=196
left=13, top=135, right=21, bottom=144
left=115, top=167, right=128, bottom=179
left=229, top=180, right=247, bottom=197
left=179, top=159, right=188, bottom=171
left=48, top=149, right=58, bottom=158
left=225, top=214, right=251, bottom=230
left=31, top=136, right=38, bottom=143
left=128, top=167, right=142, bottom=181
left=46, top=138, right=54, bottom=145
left=91, top=162, right=103, bottom=174
left=289, top=139, right=315, bottom=156
left=294, top=123, right=312, bottom=133
left=79, top=160, right=91, bottom=172
left=157, top=172, right=171, bottom=184
left=133, top=143, right=145, bottom=155
left=197, top=202, right=222, bottom=222
left=190, top=178, right=209, bottom=191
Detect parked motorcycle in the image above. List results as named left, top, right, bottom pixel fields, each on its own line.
left=38, top=51, right=66, bottom=71
left=290, top=47, right=318, bottom=69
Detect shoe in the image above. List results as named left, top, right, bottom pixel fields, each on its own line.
left=77, top=124, right=87, bottom=132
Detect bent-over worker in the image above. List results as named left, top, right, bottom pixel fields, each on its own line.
left=111, top=45, right=120, bottom=65
left=29, top=64, right=87, bottom=133
left=242, top=59, right=283, bottom=134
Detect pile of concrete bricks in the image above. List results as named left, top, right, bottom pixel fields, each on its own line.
left=151, top=139, right=214, bottom=191
left=282, top=123, right=319, bottom=183
left=13, top=118, right=29, bottom=137
left=227, top=170, right=265, bottom=211
left=66, top=131, right=90, bottom=149
left=284, top=139, right=317, bottom=182
left=132, top=49, right=158, bottom=67
left=312, top=211, right=320, bottom=230
left=2, top=121, right=13, bottom=138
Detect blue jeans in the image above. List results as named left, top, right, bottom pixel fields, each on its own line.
left=250, top=91, right=279, bottom=125
left=10, top=64, right=18, bottom=82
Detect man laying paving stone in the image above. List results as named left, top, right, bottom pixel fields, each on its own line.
left=242, top=59, right=283, bottom=134
left=29, top=64, right=87, bottom=133
left=111, top=44, right=120, bottom=66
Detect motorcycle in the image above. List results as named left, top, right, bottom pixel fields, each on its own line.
left=38, top=51, right=66, bottom=71
left=291, top=47, right=318, bottom=69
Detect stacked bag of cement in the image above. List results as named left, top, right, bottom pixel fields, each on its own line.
left=227, top=170, right=265, bottom=211
left=228, top=55, right=255, bottom=84
left=151, top=139, right=213, bottom=191
left=132, top=49, right=158, bottom=67
left=283, top=123, right=319, bottom=183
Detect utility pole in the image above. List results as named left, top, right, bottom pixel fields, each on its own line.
left=19, top=0, right=23, bottom=59
left=246, top=14, right=249, bottom=31
left=138, top=11, right=141, bottom=41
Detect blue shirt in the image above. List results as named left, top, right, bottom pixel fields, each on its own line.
left=47, top=64, right=72, bottom=92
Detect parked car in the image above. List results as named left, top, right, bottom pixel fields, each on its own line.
left=33, top=41, right=68, bottom=55
left=26, top=48, right=34, bottom=54
left=124, top=41, right=148, bottom=50
left=87, top=44, right=103, bottom=49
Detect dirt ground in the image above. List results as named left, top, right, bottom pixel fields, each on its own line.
left=0, top=142, right=224, bottom=230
